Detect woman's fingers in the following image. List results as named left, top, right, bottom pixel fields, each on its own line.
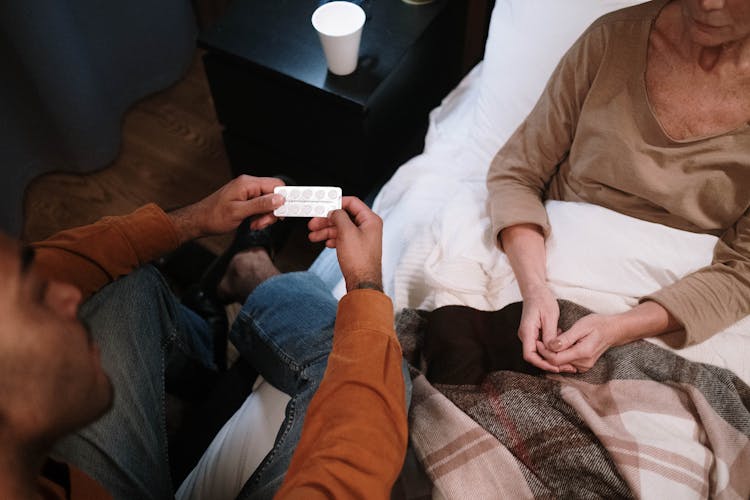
left=536, top=341, right=578, bottom=373
left=519, top=327, right=560, bottom=373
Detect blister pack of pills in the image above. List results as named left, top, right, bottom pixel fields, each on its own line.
left=273, top=186, right=342, bottom=217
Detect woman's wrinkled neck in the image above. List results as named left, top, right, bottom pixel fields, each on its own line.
left=662, top=0, right=750, bottom=73
left=693, top=37, right=750, bottom=72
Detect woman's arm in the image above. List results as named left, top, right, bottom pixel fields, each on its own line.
left=487, top=26, right=608, bottom=373
left=502, top=224, right=571, bottom=373
left=537, top=301, right=682, bottom=373
left=644, top=207, right=750, bottom=346
left=540, top=206, right=750, bottom=372
left=487, top=23, right=607, bottom=242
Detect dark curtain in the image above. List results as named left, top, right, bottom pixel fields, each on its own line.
left=0, top=0, right=197, bottom=234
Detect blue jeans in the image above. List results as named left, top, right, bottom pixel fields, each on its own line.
left=232, top=271, right=412, bottom=499
left=53, top=267, right=410, bottom=499
left=231, top=272, right=339, bottom=499
left=51, top=266, right=215, bottom=500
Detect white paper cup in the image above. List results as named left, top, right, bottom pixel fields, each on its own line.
left=311, top=2, right=366, bottom=76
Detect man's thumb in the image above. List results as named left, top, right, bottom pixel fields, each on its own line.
left=329, top=208, right=355, bottom=230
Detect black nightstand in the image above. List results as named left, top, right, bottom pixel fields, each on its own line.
left=199, top=0, right=467, bottom=196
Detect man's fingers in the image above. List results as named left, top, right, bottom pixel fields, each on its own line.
left=250, top=213, right=278, bottom=230
left=340, top=196, right=379, bottom=226
left=341, top=196, right=369, bottom=215
left=256, top=176, right=286, bottom=194
left=309, top=227, right=337, bottom=243
left=308, top=213, right=338, bottom=243
left=308, top=217, right=331, bottom=232
left=244, top=175, right=285, bottom=195
left=241, top=193, right=284, bottom=218
left=231, top=175, right=285, bottom=199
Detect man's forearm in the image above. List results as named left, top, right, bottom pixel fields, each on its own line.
left=32, top=204, right=181, bottom=298
left=167, top=205, right=203, bottom=245
left=276, top=290, right=407, bottom=499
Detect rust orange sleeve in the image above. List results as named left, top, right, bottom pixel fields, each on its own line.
left=275, top=290, right=408, bottom=499
left=31, top=204, right=180, bottom=299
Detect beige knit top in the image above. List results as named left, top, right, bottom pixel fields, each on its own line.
left=487, top=0, right=750, bottom=346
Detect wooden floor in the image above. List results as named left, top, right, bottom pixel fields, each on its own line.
left=22, top=51, right=321, bottom=271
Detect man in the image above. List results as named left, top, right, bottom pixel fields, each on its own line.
left=0, top=175, right=407, bottom=499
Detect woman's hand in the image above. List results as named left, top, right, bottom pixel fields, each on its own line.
left=537, top=302, right=682, bottom=373
left=536, top=313, right=619, bottom=373
left=500, top=224, right=575, bottom=373
left=518, top=285, right=572, bottom=373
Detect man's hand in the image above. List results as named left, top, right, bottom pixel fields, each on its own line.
left=308, top=196, right=383, bottom=292
left=168, top=175, right=285, bottom=243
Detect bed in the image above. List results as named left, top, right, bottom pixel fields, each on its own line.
left=179, top=1, right=750, bottom=498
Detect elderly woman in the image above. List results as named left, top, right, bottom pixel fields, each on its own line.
left=488, top=0, right=750, bottom=373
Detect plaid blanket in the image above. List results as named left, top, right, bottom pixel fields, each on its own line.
left=395, top=304, right=750, bottom=499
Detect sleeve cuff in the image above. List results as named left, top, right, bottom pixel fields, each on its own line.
left=335, top=289, right=395, bottom=338
left=103, top=203, right=181, bottom=264
left=642, top=284, right=715, bottom=347
left=489, top=198, right=551, bottom=250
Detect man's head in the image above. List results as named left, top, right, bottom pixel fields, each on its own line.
left=0, top=234, right=112, bottom=449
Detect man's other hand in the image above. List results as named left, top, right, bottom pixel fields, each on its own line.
left=308, top=196, right=383, bottom=292
left=168, top=175, right=285, bottom=243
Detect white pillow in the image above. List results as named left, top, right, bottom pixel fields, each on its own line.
left=471, top=0, right=647, bottom=163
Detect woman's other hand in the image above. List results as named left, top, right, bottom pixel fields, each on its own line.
left=501, top=223, right=575, bottom=372
left=536, top=313, right=618, bottom=373
left=518, top=285, right=572, bottom=373
left=537, top=301, right=682, bottom=373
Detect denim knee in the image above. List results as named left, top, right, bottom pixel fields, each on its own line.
left=229, top=272, right=338, bottom=394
